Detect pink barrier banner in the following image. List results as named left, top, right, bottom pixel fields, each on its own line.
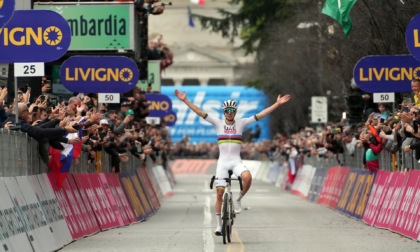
left=48, top=174, right=87, bottom=240
left=390, top=170, right=420, bottom=239
left=137, top=168, right=160, bottom=211
left=70, top=174, right=102, bottom=235
left=170, top=159, right=217, bottom=174
left=85, top=174, right=121, bottom=230
left=66, top=174, right=100, bottom=236
left=98, top=173, right=128, bottom=226
left=375, top=172, right=409, bottom=229
left=105, top=173, right=137, bottom=224
left=317, top=167, right=350, bottom=208
left=363, top=170, right=392, bottom=226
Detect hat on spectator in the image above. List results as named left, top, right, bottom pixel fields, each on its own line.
left=100, top=119, right=109, bottom=125
left=126, top=109, right=135, bottom=116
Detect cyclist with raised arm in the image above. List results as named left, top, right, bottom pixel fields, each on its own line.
left=174, top=89, right=291, bottom=236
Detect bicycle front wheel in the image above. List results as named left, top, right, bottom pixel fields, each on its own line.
left=222, top=194, right=229, bottom=244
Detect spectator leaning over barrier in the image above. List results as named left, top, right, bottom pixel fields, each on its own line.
left=399, top=105, right=417, bottom=166
left=402, top=107, right=420, bottom=164
left=174, top=88, right=291, bottom=236
left=3, top=102, right=78, bottom=141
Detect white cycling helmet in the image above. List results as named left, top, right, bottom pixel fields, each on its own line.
left=222, top=100, right=237, bottom=110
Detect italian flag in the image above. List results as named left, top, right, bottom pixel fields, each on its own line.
left=191, top=0, right=205, bottom=5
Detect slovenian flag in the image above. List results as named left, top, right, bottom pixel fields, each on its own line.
left=72, top=117, right=86, bottom=159
left=190, top=0, right=205, bottom=5
left=48, top=133, right=77, bottom=187
left=48, top=118, right=85, bottom=187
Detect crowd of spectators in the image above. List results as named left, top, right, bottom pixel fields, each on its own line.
left=0, top=84, right=172, bottom=174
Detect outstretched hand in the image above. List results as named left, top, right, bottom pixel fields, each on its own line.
left=174, top=89, right=186, bottom=101
left=276, top=94, right=291, bottom=105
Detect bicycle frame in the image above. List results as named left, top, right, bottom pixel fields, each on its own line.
left=210, top=170, right=243, bottom=244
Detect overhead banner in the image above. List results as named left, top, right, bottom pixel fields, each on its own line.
left=406, top=14, right=420, bottom=62
left=162, top=86, right=270, bottom=143
left=34, top=3, right=135, bottom=51
left=60, top=56, right=139, bottom=93
left=0, top=0, right=14, bottom=28
left=0, top=10, right=71, bottom=63
left=353, top=55, right=419, bottom=93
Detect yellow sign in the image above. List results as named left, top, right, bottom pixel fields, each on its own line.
left=0, top=0, right=4, bottom=9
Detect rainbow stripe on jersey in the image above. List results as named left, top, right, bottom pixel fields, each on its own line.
left=218, top=134, right=242, bottom=144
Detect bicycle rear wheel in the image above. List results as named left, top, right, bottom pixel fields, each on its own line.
left=222, top=194, right=229, bottom=244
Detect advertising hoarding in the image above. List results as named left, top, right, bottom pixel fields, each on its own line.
left=34, top=4, right=135, bottom=51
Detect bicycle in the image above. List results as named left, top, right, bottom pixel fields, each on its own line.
left=210, top=170, right=243, bottom=244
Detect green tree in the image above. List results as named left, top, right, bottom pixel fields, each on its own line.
left=193, top=0, right=306, bottom=55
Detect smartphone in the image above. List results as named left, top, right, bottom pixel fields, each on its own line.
left=403, top=106, right=409, bottom=113
left=380, top=118, right=385, bottom=123
left=342, top=112, right=346, bottom=120
left=414, top=121, right=419, bottom=133
left=82, top=129, right=88, bottom=137
left=50, top=98, right=57, bottom=107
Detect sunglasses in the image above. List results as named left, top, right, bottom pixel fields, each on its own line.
left=223, top=108, right=236, bottom=114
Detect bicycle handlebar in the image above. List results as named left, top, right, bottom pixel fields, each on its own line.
left=209, top=175, right=243, bottom=191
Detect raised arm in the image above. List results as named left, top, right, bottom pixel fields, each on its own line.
left=256, top=94, right=291, bottom=119
left=174, top=89, right=206, bottom=116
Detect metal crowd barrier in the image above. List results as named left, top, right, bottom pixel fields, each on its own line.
left=0, top=130, right=148, bottom=177
left=303, top=145, right=420, bottom=172
left=1, top=130, right=419, bottom=176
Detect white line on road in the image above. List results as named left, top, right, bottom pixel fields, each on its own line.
left=203, top=196, right=214, bottom=252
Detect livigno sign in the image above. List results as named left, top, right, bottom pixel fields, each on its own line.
left=60, top=56, right=139, bottom=93
left=34, top=3, right=135, bottom=50
left=0, top=10, right=71, bottom=63
left=0, top=0, right=14, bottom=28
left=353, top=55, right=418, bottom=93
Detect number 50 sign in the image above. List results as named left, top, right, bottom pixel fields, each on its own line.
left=373, top=92, right=395, bottom=103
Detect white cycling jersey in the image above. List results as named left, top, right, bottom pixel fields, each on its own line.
left=202, top=112, right=259, bottom=186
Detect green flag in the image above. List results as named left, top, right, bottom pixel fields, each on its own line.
left=322, top=0, right=358, bottom=36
